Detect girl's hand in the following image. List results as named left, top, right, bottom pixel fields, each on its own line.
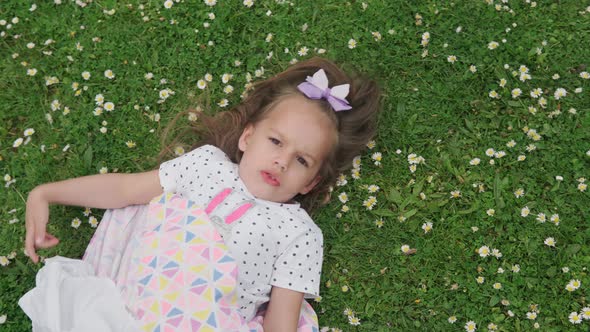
left=23, top=170, right=163, bottom=263
left=25, top=187, right=59, bottom=263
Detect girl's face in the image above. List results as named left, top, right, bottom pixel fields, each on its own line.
left=238, top=94, right=337, bottom=203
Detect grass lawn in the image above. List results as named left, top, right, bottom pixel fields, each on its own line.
left=1, top=0, right=589, bottom=331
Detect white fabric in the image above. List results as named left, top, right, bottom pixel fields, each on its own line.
left=159, top=145, right=324, bottom=321
left=18, top=256, right=139, bottom=332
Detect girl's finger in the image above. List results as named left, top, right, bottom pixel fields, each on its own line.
left=36, top=233, right=60, bottom=249
left=24, top=224, right=39, bottom=263
left=34, top=226, right=47, bottom=247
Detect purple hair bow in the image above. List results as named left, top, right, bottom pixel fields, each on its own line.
left=297, top=69, right=352, bottom=111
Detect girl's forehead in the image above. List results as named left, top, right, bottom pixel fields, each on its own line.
left=264, top=93, right=333, bottom=123
left=262, top=94, right=338, bottom=154
left=264, top=95, right=334, bottom=129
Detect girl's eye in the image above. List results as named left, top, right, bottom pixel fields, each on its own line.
left=297, top=156, right=308, bottom=167
left=269, top=137, right=280, bottom=145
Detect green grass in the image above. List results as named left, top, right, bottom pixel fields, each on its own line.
left=1, top=0, right=590, bottom=331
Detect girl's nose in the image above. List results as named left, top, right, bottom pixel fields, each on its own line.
left=274, top=154, right=288, bottom=172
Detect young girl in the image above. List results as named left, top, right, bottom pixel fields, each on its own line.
left=24, top=57, right=380, bottom=331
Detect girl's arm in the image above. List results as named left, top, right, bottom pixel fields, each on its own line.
left=25, top=170, right=162, bottom=263
left=262, top=286, right=304, bottom=332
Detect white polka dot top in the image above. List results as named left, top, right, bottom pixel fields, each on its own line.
left=159, top=145, right=324, bottom=321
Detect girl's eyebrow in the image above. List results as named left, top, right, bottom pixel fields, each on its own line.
left=269, top=128, right=318, bottom=164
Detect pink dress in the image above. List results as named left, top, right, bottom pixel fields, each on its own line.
left=83, top=192, right=319, bottom=331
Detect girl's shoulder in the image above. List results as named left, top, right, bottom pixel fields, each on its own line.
left=159, top=144, right=239, bottom=195
left=174, top=144, right=235, bottom=170
left=184, top=144, right=228, bottom=161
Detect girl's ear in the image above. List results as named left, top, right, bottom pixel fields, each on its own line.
left=238, top=124, right=254, bottom=152
left=299, top=175, right=321, bottom=195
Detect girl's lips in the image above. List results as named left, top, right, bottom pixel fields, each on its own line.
left=261, top=171, right=280, bottom=186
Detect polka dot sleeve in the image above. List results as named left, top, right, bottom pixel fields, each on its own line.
left=271, top=229, right=324, bottom=297
left=158, top=145, right=216, bottom=193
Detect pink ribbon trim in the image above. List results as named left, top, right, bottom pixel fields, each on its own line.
left=205, top=188, right=232, bottom=215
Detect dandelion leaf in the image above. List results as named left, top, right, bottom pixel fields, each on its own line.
left=566, top=244, right=581, bottom=255
left=412, top=180, right=424, bottom=197
left=373, top=209, right=396, bottom=217
left=83, top=145, right=93, bottom=170
left=489, top=295, right=500, bottom=306
left=403, top=209, right=417, bottom=219
left=387, top=187, right=403, bottom=204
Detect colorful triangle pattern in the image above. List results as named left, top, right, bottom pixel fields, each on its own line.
left=112, top=193, right=320, bottom=331
left=133, top=193, right=245, bottom=331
